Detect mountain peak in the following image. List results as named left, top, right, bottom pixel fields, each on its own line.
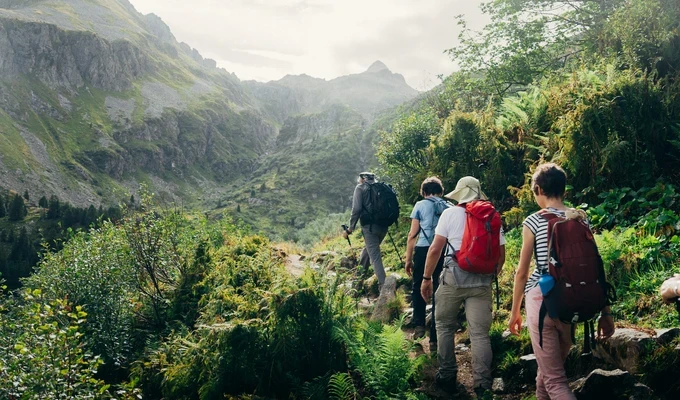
left=366, top=60, right=390, bottom=73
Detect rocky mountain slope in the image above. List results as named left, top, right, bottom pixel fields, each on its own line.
left=0, top=0, right=418, bottom=228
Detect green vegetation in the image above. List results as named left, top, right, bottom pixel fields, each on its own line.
left=0, top=193, right=427, bottom=399
left=2, top=0, right=680, bottom=397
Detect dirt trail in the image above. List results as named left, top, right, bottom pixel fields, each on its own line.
left=285, top=254, right=305, bottom=278
left=406, top=328, right=478, bottom=399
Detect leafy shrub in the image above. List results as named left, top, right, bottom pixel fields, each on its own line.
left=25, top=222, right=137, bottom=370
left=0, top=292, right=110, bottom=399
left=586, top=183, right=680, bottom=234
left=597, top=229, right=680, bottom=327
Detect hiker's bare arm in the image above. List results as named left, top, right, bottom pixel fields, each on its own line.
left=420, top=234, right=446, bottom=302
left=404, top=218, right=421, bottom=277
left=598, top=305, right=615, bottom=340
left=660, top=274, right=680, bottom=303
left=509, top=225, right=534, bottom=336
left=496, top=245, right=506, bottom=275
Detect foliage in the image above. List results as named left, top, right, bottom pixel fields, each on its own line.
left=586, top=183, right=680, bottom=235
left=639, top=337, right=680, bottom=398
left=25, top=221, right=138, bottom=372
left=596, top=228, right=680, bottom=327
left=294, top=212, right=350, bottom=247
left=334, top=318, right=426, bottom=399
left=0, top=292, right=111, bottom=399
left=377, top=108, right=440, bottom=200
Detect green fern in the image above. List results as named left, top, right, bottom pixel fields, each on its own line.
left=328, top=373, right=356, bottom=400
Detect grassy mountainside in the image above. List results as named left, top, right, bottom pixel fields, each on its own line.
left=0, top=0, right=418, bottom=224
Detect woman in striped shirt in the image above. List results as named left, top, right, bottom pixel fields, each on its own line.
left=508, top=163, right=614, bottom=400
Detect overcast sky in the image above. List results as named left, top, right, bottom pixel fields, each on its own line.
left=129, top=0, right=488, bottom=91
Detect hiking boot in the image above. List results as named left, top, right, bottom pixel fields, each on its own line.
left=435, top=373, right=457, bottom=394
left=413, top=326, right=426, bottom=340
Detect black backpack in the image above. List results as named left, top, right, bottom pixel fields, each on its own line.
left=360, top=182, right=399, bottom=227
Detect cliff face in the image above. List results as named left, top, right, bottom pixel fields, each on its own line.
left=0, top=18, right=151, bottom=91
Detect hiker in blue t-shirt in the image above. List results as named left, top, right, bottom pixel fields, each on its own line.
left=404, top=177, right=447, bottom=346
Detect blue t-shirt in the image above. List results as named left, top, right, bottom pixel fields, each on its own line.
left=410, top=196, right=444, bottom=247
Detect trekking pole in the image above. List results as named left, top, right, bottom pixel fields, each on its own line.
left=387, top=230, right=404, bottom=268
left=495, top=274, right=501, bottom=310
left=341, top=224, right=352, bottom=248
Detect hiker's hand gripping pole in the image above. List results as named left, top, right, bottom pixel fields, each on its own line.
left=341, top=224, right=352, bottom=247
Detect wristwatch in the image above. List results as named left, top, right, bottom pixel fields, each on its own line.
left=423, top=276, right=432, bottom=281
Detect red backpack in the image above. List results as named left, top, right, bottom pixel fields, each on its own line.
left=451, top=200, right=502, bottom=274
left=539, top=210, right=615, bottom=351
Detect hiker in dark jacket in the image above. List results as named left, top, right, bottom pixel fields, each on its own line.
left=404, top=177, right=446, bottom=345
left=344, top=172, right=387, bottom=286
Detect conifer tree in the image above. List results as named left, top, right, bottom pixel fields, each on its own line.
left=0, top=194, right=5, bottom=218
left=38, top=196, right=48, bottom=208
left=8, top=194, right=26, bottom=221
left=47, top=195, right=60, bottom=220
left=23, top=190, right=29, bottom=201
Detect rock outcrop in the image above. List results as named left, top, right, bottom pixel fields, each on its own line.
left=593, top=328, right=654, bottom=374
left=0, top=18, right=151, bottom=91
left=572, top=369, right=653, bottom=400
left=371, top=275, right=399, bottom=323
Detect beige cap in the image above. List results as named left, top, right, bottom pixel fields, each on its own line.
left=445, top=176, right=488, bottom=203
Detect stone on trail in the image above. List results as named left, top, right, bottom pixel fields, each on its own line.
left=371, top=275, right=398, bottom=323
left=654, top=327, right=680, bottom=345
left=572, top=369, right=653, bottom=400
left=492, top=378, right=505, bottom=394
left=592, top=328, right=654, bottom=374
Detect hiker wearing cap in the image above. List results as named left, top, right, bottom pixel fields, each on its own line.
left=509, top=163, right=615, bottom=400
left=404, top=177, right=447, bottom=346
left=344, top=172, right=388, bottom=286
left=421, top=176, right=505, bottom=396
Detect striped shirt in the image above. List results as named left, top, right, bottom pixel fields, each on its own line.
left=523, top=208, right=566, bottom=293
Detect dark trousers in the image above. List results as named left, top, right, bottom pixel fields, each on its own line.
left=412, top=245, right=444, bottom=341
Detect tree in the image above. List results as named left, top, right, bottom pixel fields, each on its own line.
left=447, top=0, right=628, bottom=97
left=47, top=195, right=60, bottom=220
left=0, top=194, right=5, bottom=218
left=38, top=196, right=48, bottom=208
left=23, top=190, right=29, bottom=201
left=8, top=194, right=26, bottom=221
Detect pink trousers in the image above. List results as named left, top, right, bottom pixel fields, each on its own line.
left=525, top=286, right=576, bottom=400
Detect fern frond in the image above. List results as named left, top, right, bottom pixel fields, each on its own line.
left=328, top=372, right=356, bottom=400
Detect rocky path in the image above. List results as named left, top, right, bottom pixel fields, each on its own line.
left=284, top=254, right=306, bottom=278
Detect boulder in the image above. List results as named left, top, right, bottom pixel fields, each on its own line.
left=312, top=251, right=338, bottom=264
left=572, top=369, right=653, bottom=400
left=654, top=327, right=680, bottom=345
left=339, top=256, right=356, bottom=270
left=402, top=308, right=414, bottom=327
left=371, top=275, right=398, bottom=323
left=492, top=378, right=505, bottom=394
left=592, top=328, right=654, bottom=374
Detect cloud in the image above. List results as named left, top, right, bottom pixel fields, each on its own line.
left=129, top=0, right=488, bottom=89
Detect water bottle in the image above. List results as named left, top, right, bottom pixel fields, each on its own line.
left=538, top=274, right=555, bottom=296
